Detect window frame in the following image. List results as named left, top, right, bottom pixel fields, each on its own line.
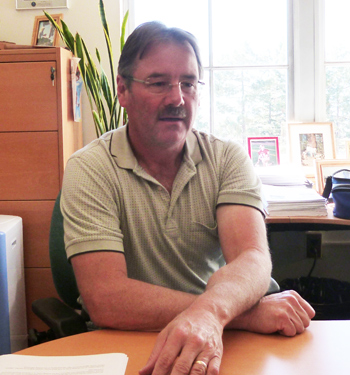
left=122, top=0, right=330, bottom=154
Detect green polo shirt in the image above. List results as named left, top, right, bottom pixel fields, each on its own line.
left=61, top=126, right=263, bottom=294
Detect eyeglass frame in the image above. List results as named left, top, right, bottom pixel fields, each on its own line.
left=125, top=76, right=205, bottom=95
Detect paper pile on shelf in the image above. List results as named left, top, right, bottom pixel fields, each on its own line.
left=257, top=165, right=310, bottom=186
left=262, top=184, right=328, bottom=217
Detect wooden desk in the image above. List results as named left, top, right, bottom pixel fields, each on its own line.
left=266, top=204, right=350, bottom=232
left=17, top=321, right=350, bottom=375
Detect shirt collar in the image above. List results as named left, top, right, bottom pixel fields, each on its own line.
left=109, top=124, right=202, bottom=170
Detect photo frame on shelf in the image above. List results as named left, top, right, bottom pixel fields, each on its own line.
left=346, top=140, right=350, bottom=159
left=314, top=159, right=350, bottom=194
left=247, top=137, right=280, bottom=167
left=288, top=122, right=336, bottom=177
left=31, top=14, right=63, bottom=47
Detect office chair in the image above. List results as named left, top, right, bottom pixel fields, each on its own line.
left=30, top=191, right=280, bottom=344
left=30, top=191, right=88, bottom=344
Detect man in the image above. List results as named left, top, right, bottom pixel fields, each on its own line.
left=61, top=22, right=315, bottom=375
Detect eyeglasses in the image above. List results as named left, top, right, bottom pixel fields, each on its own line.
left=128, top=76, right=205, bottom=95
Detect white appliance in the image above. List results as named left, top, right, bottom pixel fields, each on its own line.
left=0, top=215, right=27, bottom=354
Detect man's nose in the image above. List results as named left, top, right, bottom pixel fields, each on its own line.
left=163, top=83, right=185, bottom=106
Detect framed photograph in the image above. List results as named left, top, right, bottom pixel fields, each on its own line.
left=31, top=14, right=63, bottom=47
left=314, top=159, right=350, bottom=194
left=346, top=140, right=350, bottom=159
left=288, top=122, right=336, bottom=176
left=247, top=137, right=280, bottom=167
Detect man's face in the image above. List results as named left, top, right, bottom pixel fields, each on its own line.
left=118, top=41, right=201, bottom=151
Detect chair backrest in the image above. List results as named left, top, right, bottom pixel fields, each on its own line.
left=49, top=191, right=81, bottom=309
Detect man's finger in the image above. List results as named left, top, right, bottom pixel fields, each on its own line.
left=206, top=356, right=221, bottom=375
left=139, top=331, right=168, bottom=375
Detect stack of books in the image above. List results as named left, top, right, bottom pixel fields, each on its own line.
left=257, top=166, right=327, bottom=217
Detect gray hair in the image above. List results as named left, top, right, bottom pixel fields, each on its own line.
left=118, top=21, right=203, bottom=84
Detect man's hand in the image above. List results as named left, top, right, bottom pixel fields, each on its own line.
left=139, top=307, right=223, bottom=375
left=231, top=290, right=315, bottom=336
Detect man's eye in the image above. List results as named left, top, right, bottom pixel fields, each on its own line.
left=181, top=82, right=195, bottom=89
left=150, top=81, right=168, bottom=87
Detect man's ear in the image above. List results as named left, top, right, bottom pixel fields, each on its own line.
left=117, top=75, right=128, bottom=107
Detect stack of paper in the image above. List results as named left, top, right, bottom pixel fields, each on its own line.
left=262, top=184, right=328, bottom=216
left=257, top=165, right=310, bottom=186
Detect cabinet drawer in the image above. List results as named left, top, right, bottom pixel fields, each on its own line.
left=0, top=132, right=60, bottom=200
left=25, top=268, right=59, bottom=331
left=0, top=200, right=55, bottom=268
left=0, top=61, right=58, bottom=132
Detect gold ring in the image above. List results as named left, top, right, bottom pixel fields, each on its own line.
left=194, top=360, right=207, bottom=370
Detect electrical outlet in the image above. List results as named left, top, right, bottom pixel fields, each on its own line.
left=306, top=232, right=322, bottom=258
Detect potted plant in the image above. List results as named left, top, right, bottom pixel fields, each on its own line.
left=45, top=0, right=128, bottom=137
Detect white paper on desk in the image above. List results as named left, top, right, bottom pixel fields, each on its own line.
left=0, top=353, right=128, bottom=375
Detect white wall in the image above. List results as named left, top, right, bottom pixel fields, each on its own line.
left=0, top=0, right=122, bottom=145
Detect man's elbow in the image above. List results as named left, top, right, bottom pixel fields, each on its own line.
left=87, top=303, right=132, bottom=330
left=83, top=294, right=147, bottom=330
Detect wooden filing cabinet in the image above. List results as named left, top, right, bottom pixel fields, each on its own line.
left=0, top=47, right=83, bottom=332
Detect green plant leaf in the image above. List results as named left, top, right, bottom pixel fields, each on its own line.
left=44, top=2, right=128, bottom=138
left=75, top=34, right=86, bottom=79
left=99, top=0, right=116, bottom=96
left=96, top=48, right=101, bottom=64
left=99, top=0, right=110, bottom=39
left=101, top=68, right=113, bottom=111
left=86, top=68, right=101, bottom=108
left=92, top=110, right=105, bottom=137
left=44, top=12, right=74, bottom=52
left=109, top=94, right=119, bottom=130
left=120, top=10, right=129, bottom=52
left=60, top=20, right=75, bottom=52
left=123, top=107, right=127, bottom=125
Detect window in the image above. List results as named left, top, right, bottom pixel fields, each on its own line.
left=124, top=1, right=350, bottom=165
left=324, top=0, right=350, bottom=158
left=127, top=0, right=290, bottom=161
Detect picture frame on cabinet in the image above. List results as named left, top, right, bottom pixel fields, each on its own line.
left=315, top=159, right=350, bottom=194
left=31, top=14, right=63, bottom=47
left=247, top=136, right=280, bottom=167
left=288, top=122, right=336, bottom=177
left=346, top=140, right=350, bottom=159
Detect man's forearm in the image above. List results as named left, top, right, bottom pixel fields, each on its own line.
left=81, top=251, right=269, bottom=333
left=71, top=251, right=197, bottom=331
left=204, top=204, right=272, bottom=330
left=190, top=247, right=272, bottom=330
left=83, top=277, right=198, bottom=330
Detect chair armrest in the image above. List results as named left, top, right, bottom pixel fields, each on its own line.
left=32, top=297, right=88, bottom=339
left=266, top=278, right=280, bottom=295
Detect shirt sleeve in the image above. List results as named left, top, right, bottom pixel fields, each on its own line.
left=61, top=147, right=124, bottom=260
left=217, top=141, right=264, bottom=215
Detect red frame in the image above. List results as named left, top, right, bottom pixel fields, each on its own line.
left=247, top=137, right=280, bottom=166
